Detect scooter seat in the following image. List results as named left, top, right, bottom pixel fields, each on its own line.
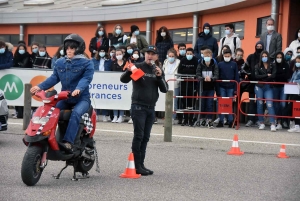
left=59, top=106, right=93, bottom=122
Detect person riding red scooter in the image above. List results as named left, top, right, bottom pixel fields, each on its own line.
left=22, top=34, right=97, bottom=186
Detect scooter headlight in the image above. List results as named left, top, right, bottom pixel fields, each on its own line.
left=32, top=116, right=40, bottom=124
left=42, top=99, right=51, bottom=103
left=39, top=117, right=49, bottom=124
left=32, top=117, right=49, bottom=124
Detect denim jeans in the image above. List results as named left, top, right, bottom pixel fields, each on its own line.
left=113, top=110, right=124, bottom=116
left=272, top=86, right=287, bottom=121
left=255, top=84, right=275, bottom=124
left=200, top=90, right=214, bottom=119
left=219, top=87, right=234, bottom=123
left=56, top=99, right=90, bottom=144
left=131, top=104, right=155, bottom=166
left=173, top=87, right=180, bottom=119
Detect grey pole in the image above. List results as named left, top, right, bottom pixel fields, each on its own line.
left=146, top=18, right=152, bottom=44
left=192, top=13, right=199, bottom=48
left=23, top=83, right=32, bottom=130
left=20, top=24, right=24, bottom=41
left=164, top=90, right=173, bottom=142
left=271, top=0, right=279, bottom=31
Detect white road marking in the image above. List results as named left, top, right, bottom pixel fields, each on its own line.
left=10, top=122, right=300, bottom=147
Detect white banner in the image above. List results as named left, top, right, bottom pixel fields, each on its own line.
left=0, top=69, right=174, bottom=111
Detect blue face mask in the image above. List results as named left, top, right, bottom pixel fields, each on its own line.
left=225, top=30, right=231, bottom=35
left=262, top=57, right=268, bottom=63
left=186, top=55, right=193, bottom=60
left=296, top=63, right=300, bottom=68
left=168, top=57, right=175, bottom=63
left=285, top=55, right=292, bottom=61
left=98, top=31, right=104, bottom=36
left=99, top=52, right=105, bottom=57
left=39, top=51, right=46, bottom=57
left=32, top=48, right=38, bottom=54
left=134, top=30, right=140, bottom=36
left=127, top=49, right=133, bottom=54
left=115, top=29, right=121, bottom=35
left=0, top=48, right=5, bottom=54
left=179, top=50, right=186, bottom=56
left=204, top=57, right=211, bottom=62
left=204, top=29, right=210, bottom=35
left=19, top=50, right=25, bottom=54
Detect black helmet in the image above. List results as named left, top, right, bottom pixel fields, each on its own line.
left=63, top=34, right=85, bottom=55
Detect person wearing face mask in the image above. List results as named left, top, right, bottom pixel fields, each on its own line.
left=91, top=46, right=112, bottom=122
left=130, top=49, right=144, bottom=63
left=272, top=52, right=289, bottom=130
left=218, top=23, right=241, bottom=59
left=283, top=47, right=293, bottom=65
left=196, top=49, right=219, bottom=128
left=155, top=26, right=174, bottom=64
left=260, top=18, right=282, bottom=62
left=254, top=50, right=277, bottom=132
left=242, top=41, right=265, bottom=127
left=89, top=25, right=109, bottom=58
left=194, top=23, right=218, bottom=59
left=162, top=48, right=181, bottom=124
left=289, top=46, right=300, bottom=76
left=288, top=28, right=300, bottom=60
left=32, top=44, right=52, bottom=69
left=110, top=24, right=127, bottom=48
left=13, top=43, right=31, bottom=68
left=216, top=49, right=239, bottom=128
left=30, top=42, right=39, bottom=66
left=216, top=45, right=231, bottom=63
left=287, top=55, right=300, bottom=132
left=125, top=43, right=137, bottom=61
left=0, top=40, right=13, bottom=70
left=125, top=25, right=149, bottom=55
left=177, top=43, right=186, bottom=61
left=51, top=45, right=64, bottom=69
left=109, top=46, right=116, bottom=62
left=177, top=48, right=198, bottom=126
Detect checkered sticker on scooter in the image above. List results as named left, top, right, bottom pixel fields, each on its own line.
left=81, top=113, right=93, bottom=134
left=36, top=107, right=55, bottom=135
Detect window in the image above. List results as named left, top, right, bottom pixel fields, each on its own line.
left=28, top=34, right=70, bottom=46
left=212, top=22, right=245, bottom=41
left=256, top=16, right=270, bottom=37
left=169, top=28, right=193, bottom=44
left=0, top=34, right=20, bottom=45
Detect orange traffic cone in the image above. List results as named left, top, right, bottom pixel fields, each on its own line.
left=227, top=134, right=244, bottom=155
left=120, top=153, right=141, bottom=179
left=277, top=144, right=289, bottom=158
left=130, top=68, right=144, bottom=81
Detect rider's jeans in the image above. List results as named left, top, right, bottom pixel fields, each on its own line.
left=56, top=99, right=90, bottom=144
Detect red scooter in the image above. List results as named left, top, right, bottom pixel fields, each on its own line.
left=21, top=90, right=99, bottom=186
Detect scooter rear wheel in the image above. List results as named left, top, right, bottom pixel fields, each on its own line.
left=21, top=145, right=43, bottom=186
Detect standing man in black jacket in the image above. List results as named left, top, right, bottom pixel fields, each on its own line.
left=120, top=45, right=168, bottom=176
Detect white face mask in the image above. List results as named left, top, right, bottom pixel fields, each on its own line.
left=161, top=32, right=166, bottom=37
left=224, top=57, right=231, bottom=62
left=116, top=55, right=123, bottom=60
left=267, top=25, right=274, bottom=31
left=276, top=58, right=282, bottom=63
left=132, top=54, right=139, bottom=59
left=298, top=33, right=300, bottom=38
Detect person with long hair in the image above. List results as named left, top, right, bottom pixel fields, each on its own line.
left=30, top=41, right=39, bottom=67
left=51, top=45, right=64, bottom=69
left=155, top=26, right=174, bottom=64
left=89, top=25, right=109, bottom=57
left=110, top=24, right=127, bottom=48
left=13, top=43, right=31, bottom=68
left=254, top=50, right=277, bottom=131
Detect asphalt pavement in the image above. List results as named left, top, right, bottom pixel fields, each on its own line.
left=0, top=118, right=300, bottom=201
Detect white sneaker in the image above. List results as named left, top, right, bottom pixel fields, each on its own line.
left=259, top=123, right=265, bottom=130
left=270, top=124, right=276, bottom=132
left=128, top=118, right=133, bottom=124
left=116, top=116, right=123, bottom=123
left=275, top=124, right=282, bottom=130
left=245, top=120, right=253, bottom=127
left=224, top=117, right=227, bottom=125
left=214, top=118, right=220, bottom=124
left=288, top=125, right=300, bottom=132
left=112, top=116, right=118, bottom=123
left=290, top=121, right=295, bottom=129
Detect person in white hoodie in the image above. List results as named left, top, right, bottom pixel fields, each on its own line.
left=218, top=23, right=241, bottom=59
left=163, top=48, right=181, bottom=124
left=289, top=28, right=300, bottom=60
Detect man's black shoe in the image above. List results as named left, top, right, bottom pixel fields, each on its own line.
left=216, top=122, right=223, bottom=127
left=141, top=164, right=153, bottom=175
left=136, top=167, right=150, bottom=176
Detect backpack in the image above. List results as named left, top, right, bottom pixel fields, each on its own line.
left=221, top=37, right=237, bottom=52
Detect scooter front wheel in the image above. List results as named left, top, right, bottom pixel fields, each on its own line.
left=21, top=145, right=43, bottom=186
